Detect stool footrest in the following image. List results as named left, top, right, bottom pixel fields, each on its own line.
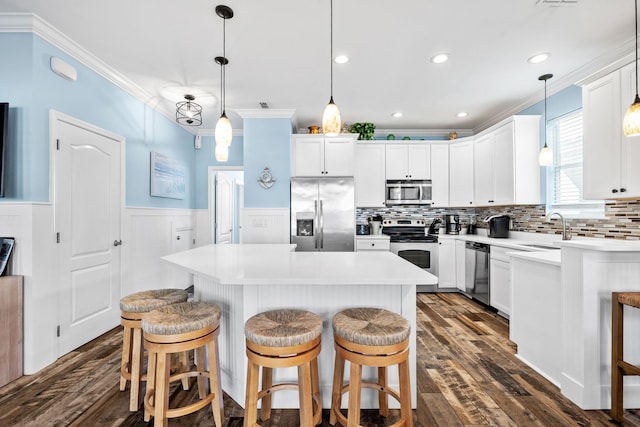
left=618, top=360, right=640, bottom=376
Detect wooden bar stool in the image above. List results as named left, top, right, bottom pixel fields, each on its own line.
left=244, top=309, right=323, bottom=427
left=142, top=301, right=224, bottom=427
left=611, top=291, right=640, bottom=422
left=119, top=288, right=189, bottom=411
left=330, top=307, right=412, bottom=427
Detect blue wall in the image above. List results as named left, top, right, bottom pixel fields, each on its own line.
left=243, top=118, right=292, bottom=208
left=0, top=33, right=197, bottom=208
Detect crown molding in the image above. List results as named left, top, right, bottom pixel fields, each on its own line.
left=473, top=36, right=636, bottom=133
left=235, top=109, right=297, bottom=119
left=196, top=129, right=244, bottom=137
left=0, top=13, right=194, bottom=133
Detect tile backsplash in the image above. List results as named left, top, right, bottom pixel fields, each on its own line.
left=357, top=199, right=640, bottom=240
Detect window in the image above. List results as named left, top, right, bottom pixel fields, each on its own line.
left=546, top=109, right=604, bottom=218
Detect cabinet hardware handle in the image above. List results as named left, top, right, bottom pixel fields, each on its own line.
left=113, top=240, right=123, bottom=246
left=177, top=236, right=181, bottom=240
left=621, top=188, right=627, bottom=192
left=612, top=189, right=619, bottom=193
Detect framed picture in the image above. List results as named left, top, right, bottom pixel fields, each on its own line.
left=0, top=237, right=14, bottom=276
left=150, top=151, right=186, bottom=199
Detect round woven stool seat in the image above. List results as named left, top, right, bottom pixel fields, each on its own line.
left=120, top=288, right=188, bottom=313
left=244, top=308, right=322, bottom=347
left=332, top=307, right=410, bottom=347
left=617, top=292, right=640, bottom=309
left=142, top=302, right=221, bottom=336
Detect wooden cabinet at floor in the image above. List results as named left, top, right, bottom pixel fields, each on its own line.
left=437, top=238, right=456, bottom=289
left=583, top=62, right=640, bottom=199
left=473, top=116, right=540, bottom=207
left=355, top=143, right=385, bottom=207
left=292, top=134, right=356, bottom=177
left=430, top=144, right=449, bottom=207
left=0, top=275, right=23, bottom=387
left=385, top=144, right=431, bottom=180
left=449, top=137, right=474, bottom=207
left=455, top=239, right=466, bottom=291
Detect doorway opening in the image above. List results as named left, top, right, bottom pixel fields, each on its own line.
left=208, top=166, right=244, bottom=244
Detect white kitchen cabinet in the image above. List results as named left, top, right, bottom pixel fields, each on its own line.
left=437, top=237, right=456, bottom=289
left=385, top=144, right=431, bottom=180
left=430, top=144, right=449, bottom=207
left=292, top=134, right=356, bottom=177
left=455, top=239, right=466, bottom=291
left=489, top=246, right=512, bottom=317
left=355, top=235, right=390, bottom=251
left=449, top=137, right=474, bottom=207
left=583, top=61, right=640, bottom=199
left=355, top=143, right=386, bottom=207
left=473, top=116, right=540, bottom=206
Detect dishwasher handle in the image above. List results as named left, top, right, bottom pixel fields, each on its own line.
left=465, top=241, right=490, bottom=253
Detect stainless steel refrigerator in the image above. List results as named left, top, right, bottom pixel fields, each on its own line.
left=290, top=177, right=355, bottom=252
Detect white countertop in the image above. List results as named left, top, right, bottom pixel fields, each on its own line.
left=161, top=243, right=437, bottom=286
left=509, top=250, right=562, bottom=266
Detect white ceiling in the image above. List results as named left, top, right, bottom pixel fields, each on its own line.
left=0, top=0, right=635, bottom=134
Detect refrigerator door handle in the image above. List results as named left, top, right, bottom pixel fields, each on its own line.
left=314, top=200, right=318, bottom=249
left=319, top=200, right=324, bottom=249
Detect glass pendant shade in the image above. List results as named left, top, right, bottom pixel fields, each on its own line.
left=215, top=113, right=233, bottom=147
left=322, top=97, right=341, bottom=136
left=623, top=95, right=640, bottom=137
left=539, top=144, right=553, bottom=166
left=215, top=143, right=229, bottom=162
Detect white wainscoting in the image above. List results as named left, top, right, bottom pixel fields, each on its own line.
left=121, top=207, right=197, bottom=297
left=241, top=208, right=290, bottom=244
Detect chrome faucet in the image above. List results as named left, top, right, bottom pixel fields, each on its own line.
left=545, top=211, right=572, bottom=240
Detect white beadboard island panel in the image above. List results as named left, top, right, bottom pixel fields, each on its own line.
left=162, top=244, right=436, bottom=409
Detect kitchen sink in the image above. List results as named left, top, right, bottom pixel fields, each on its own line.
left=521, top=243, right=560, bottom=250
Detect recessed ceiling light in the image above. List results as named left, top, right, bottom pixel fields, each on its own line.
left=528, top=52, right=550, bottom=64
left=456, top=112, right=468, bottom=118
left=430, top=53, right=449, bottom=64
left=335, top=55, right=349, bottom=64
left=391, top=112, right=403, bottom=118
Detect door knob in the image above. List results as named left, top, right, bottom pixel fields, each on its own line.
left=113, top=240, right=123, bottom=246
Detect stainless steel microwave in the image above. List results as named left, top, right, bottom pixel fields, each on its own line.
left=385, top=180, right=433, bottom=205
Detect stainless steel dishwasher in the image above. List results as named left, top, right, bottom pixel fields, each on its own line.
left=464, top=241, right=490, bottom=305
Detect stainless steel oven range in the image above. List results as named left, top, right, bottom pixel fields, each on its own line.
left=382, top=218, right=439, bottom=292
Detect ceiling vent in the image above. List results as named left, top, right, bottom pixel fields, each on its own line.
left=536, top=0, right=578, bottom=6
left=259, top=102, right=269, bottom=109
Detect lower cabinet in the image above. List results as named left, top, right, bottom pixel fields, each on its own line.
left=355, top=236, right=390, bottom=251
left=489, top=246, right=523, bottom=317
left=437, top=238, right=456, bottom=288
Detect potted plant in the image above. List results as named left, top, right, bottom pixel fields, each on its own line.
left=349, top=122, right=376, bottom=140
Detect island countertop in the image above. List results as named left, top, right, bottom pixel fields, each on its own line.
left=161, top=243, right=438, bottom=286
left=161, top=243, right=434, bottom=409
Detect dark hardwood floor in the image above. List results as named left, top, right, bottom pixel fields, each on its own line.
left=0, top=293, right=638, bottom=426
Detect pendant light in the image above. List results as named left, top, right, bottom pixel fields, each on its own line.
left=322, top=0, right=341, bottom=136
left=538, top=73, right=553, bottom=166
left=215, top=5, right=233, bottom=161
left=176, top=94, right=202, bottom=126
left=623, top=0, right=640, bottom=137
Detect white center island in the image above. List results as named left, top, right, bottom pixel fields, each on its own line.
left=161, top=244, right=437, bottom=409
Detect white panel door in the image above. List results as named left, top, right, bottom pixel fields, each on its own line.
left=449, top=138, right=474, bottom=207
left=215, top=172, right=234, bottom=244
left=492, top=123, right=515, bottom=205
left=473, top=134, right=493, bottom=205
left=407, top=144, right=431, bottom=180
left=355, top=144, right=385, bottom=207
left=55, top=116, right=122, bottom=356
left=430, top=144, right=449, bottom=207
left=323, top=136, right=355, bottom=176
left=385, top=144, right=408, bottom=179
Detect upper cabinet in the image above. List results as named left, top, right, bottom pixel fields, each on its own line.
left=583, top=62, right=640, bottom=199
left=355, top=143, right=386, bottom=207
left=472, top=116, right=540, bottom=207
left=449, top=137, right=475, bottom=207
left=430, top=144, right=449, bottom=207
left=292, top=134, right=356, bottom=177
left=385, top=144, right=431, bottom=180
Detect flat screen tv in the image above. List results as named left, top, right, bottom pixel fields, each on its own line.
left=0, top=102, right=7, bottom=198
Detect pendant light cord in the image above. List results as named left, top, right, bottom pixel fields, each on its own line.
left=330, top=0, right=334, bottom=99
left=544, top=77, right=547, bottom=146
left=222, top=16, right=227, bottom=115
left=635, top=0, right=638, bottom=97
